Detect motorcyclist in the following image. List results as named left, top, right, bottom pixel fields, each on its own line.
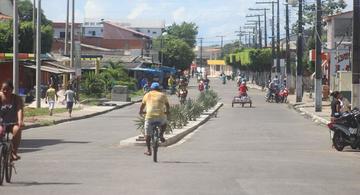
left=266, top=80, right=278, bottom=101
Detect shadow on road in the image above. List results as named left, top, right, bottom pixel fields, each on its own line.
left=159, top=161, right=210, bottom=164
left=19, top=139, right=90, bottom=153
left=10, top=181, right=81, bottom=186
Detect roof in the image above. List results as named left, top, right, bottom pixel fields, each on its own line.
left=104, top=21, right=151, bottom=39
left=207, top=60, right=226, bottom=66
left=324, top=11, right=353, bottom=21
left=0, top=13, right=11, bottom=20
left=24, top=65, right=75, bottom=74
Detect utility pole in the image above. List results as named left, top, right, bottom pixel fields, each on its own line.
left=13, top=0, right=19, bottom=95
left=65, top=0, right=69, bottom=55
left=296, top=0, right=304, bottom=102
left=235, top=27, right=242, bottom=49
left=276, top=0, right=281, bottom=77
left=199, top=38, right=204, bottom=74
left=217, top=35, right=225, bottom=58
left=33, top=0, right=36, bottom=55
left=352, top=0, right=360, bottom=108
left=315, top=0, right=322, bottom=112
left=247, top=15, right=263, bottom=48
left=36, top=0, right=42, bottom=108
left=70, top=0, right=75, bottom=70
left=257, top=1, right=276, bottom=78
left=249, top=8, right=269, bottom=47
left=285, top=0, right=292, bottom=93
left=244, top=25, right=257, bottom=48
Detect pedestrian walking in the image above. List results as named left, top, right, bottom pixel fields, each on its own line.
left=64, top=85, right=76, bottom=118
left=45, top=84, right=58, bottom=116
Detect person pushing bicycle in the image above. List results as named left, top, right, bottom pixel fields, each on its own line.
left=139, top=82, right=170, bottom=156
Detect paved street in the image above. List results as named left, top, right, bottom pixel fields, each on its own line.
left=2, top=78, right=360, bottom=195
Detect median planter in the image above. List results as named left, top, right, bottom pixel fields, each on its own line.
left=133, top=90, right=220, bottom=144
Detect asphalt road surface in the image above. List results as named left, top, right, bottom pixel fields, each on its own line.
left=2, top=78, right=360, bottom=195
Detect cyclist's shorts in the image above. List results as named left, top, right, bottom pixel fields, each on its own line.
left=144, top=118, right=167, bottom=136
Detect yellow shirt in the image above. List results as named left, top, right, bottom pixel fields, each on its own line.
left=142, top=90, right=169, bottom=119
left=46, top=88, right=56, bottom=101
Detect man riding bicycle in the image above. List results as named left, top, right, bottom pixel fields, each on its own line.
left=139, top=82, right=170, bottom=156
left=0, top=80, right=24, bottom=161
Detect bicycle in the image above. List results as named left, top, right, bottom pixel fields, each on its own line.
left=0, top=122, right=17, bottom=185
left=150, top=122, right=162, bottom=162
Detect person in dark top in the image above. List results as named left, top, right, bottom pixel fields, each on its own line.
left=0, top=80, right=24, bottom=161
left=330, top=91, right=341, bottom=120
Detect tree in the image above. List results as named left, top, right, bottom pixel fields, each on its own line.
left=0, top=0, right=54, bottom=53
left=18, top=0, right=52, bottom=25
left=166, top=22, right=198, bottom=48
left=161, top=35, right=195, bottom=70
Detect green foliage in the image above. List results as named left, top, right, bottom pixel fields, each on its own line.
left=0, top=0, right=54, bottom=53
left=226, top=49, right=272, bottom=72
left=135, top=90, right=220, bottom=135
left=81, top=72, right=106, bottom=97
left=161, top=35, right=195, bottom=70
left=166, top=22, right=198, bottom=48
left=19, top=0, right=52, bottom=25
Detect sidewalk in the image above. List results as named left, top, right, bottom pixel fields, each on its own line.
left=248, top=83, right=331, bottom=125
left=23, top=96, right=143, bottom=130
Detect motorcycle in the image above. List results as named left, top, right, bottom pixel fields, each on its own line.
left=327, top=108, right=360, bottom=151
left=265, top=89, right=281, bottom=103
left=278, top=87, right=289, bottom=103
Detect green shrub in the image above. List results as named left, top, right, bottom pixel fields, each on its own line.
left=134, top=91, right=219, bottom=135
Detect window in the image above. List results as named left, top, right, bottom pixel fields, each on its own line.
left=60, top=32, right=65, bottom=38
left=101, top=29, right=103, bottom=32
left=148, top=29, right=151, bottom=33
left=90, top=22, right=95, bottom=26
left=96, top=22, right=102, bottom=25
left=84, top=22, right=89, bottom=25
left=153, top=31, right=157, bottom=34
left=92, top=31, right=96, bottom=36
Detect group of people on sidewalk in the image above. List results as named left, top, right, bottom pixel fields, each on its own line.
left=45, top=84, right=77, bottom=118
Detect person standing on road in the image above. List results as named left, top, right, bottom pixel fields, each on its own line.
left=139, top=82, right=170, bottom=156
left=64, top=85, right=76, bottom=118
left=45, top=84, right=58, bottom=116
left=0, top=80, right=24, bottom=161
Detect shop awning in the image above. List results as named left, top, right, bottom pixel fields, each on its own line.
left=24, top=65, right=74, bottom=74
left=207, top=60, right=226, bottom=66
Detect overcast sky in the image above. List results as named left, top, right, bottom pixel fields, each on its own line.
left=41, top=0, right=354, bottom=46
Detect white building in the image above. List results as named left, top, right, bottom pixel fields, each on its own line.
left=83, top=18, right=165, bottom=38
left=83, top=18, right=104, bottom=37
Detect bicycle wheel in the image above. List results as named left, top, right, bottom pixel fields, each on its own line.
left=5, top=143, right=13, bottom=183
left=0, top=145, right=4, bottom=185
left=152, top=129, right=158, bottom=162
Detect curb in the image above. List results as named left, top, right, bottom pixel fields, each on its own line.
left=119, top=102, right=224, bottom=147
left=287, top=103, right=330, bottom=126
left=248, top=83, right=330, bottom=126
left=23, top=100, right=141, bottom=130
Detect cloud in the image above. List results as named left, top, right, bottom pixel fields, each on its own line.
left=127, top=2, right=151, bottom=19
left=84, top=0, right=105, bottom=19
left=172, top=7, right=188, bottom=22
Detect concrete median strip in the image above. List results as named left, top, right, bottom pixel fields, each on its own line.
left=119, top=102, right=224, bottom=147
left=23, top=100, right=141, bottom=130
